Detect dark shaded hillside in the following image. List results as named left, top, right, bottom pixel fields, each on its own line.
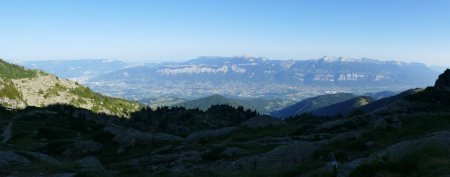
left=359, top=89, right=422, bottom=113
left=271, top=93, right=356, bottom=118
left=311, top=96, right=375, bottom=116
left=364, top=91, right=397, bottom=100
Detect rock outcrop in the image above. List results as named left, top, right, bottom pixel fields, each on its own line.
left=435, top=69, right=450, bottom=91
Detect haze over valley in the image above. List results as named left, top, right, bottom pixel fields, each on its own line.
left=17, top=56, right=439, bottom=113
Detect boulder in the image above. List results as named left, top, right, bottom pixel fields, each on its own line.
left=222, top=147, right=248, bottom=157
left=117, top=150, right=202, bottom=172
left=337, top=131, right=450, bottom=177
left=0, top=159, right=9, bottom=168
left=329, top=130, right=362, bottom=143
left=232, top=141, right=323, bottom=170
left=20, top=151, right=60, bottom=165
left=371, top=131, right=450, bottom=161
left=77, top=156, right=106, bottom=172
left=240, top=115, right=285, bottom=129
left=73, top=140, right=103, bottom=154
left=337, top=158, right=366, bottom=177
left=48, top=173, right=77, bottom=177
left=373, top=118, right=387, bottom=130
left=104, top=126, right=183, bottom=148
left=0, top=151, right=31, bottom=166
left=186, top=127, right=238, bottom=142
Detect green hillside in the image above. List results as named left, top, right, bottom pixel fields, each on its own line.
left=0, top=59, right=140, bottom=117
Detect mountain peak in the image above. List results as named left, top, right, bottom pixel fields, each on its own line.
left=319, top=56, right=379, bottom=63
left=320, top=56, right=346, bottom=62
left=435, top=69, right=450, bottom=91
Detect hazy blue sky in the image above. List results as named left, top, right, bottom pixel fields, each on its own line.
left=1, top=0, right=449, bottom=66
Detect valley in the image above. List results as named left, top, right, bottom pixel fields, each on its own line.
left=18, top=56, right=438, bottom=114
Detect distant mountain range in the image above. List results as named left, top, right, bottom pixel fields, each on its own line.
left=19, top=59, right=128, bottom=82
left=91, top=56, right=438, bottom=86
left=19, top=56, right=440, bottom=100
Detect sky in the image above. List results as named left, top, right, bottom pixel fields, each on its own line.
left=0, top=0, right=450, bottom=66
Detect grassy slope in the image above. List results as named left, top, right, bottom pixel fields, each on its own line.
left=0, top=59, right=140, bottom=116
left=0, top=59, right=41, bottom=100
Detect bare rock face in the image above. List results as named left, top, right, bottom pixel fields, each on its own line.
left=435, top=69, right=450, bottom=91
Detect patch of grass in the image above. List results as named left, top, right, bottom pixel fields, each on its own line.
left=70, top=98, right=87, bottom=106
left=69, top=86, right=140, bottom=116
left=43, top=83, right=67, bottom=98
left=0, top=81, right=22, bottom=99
